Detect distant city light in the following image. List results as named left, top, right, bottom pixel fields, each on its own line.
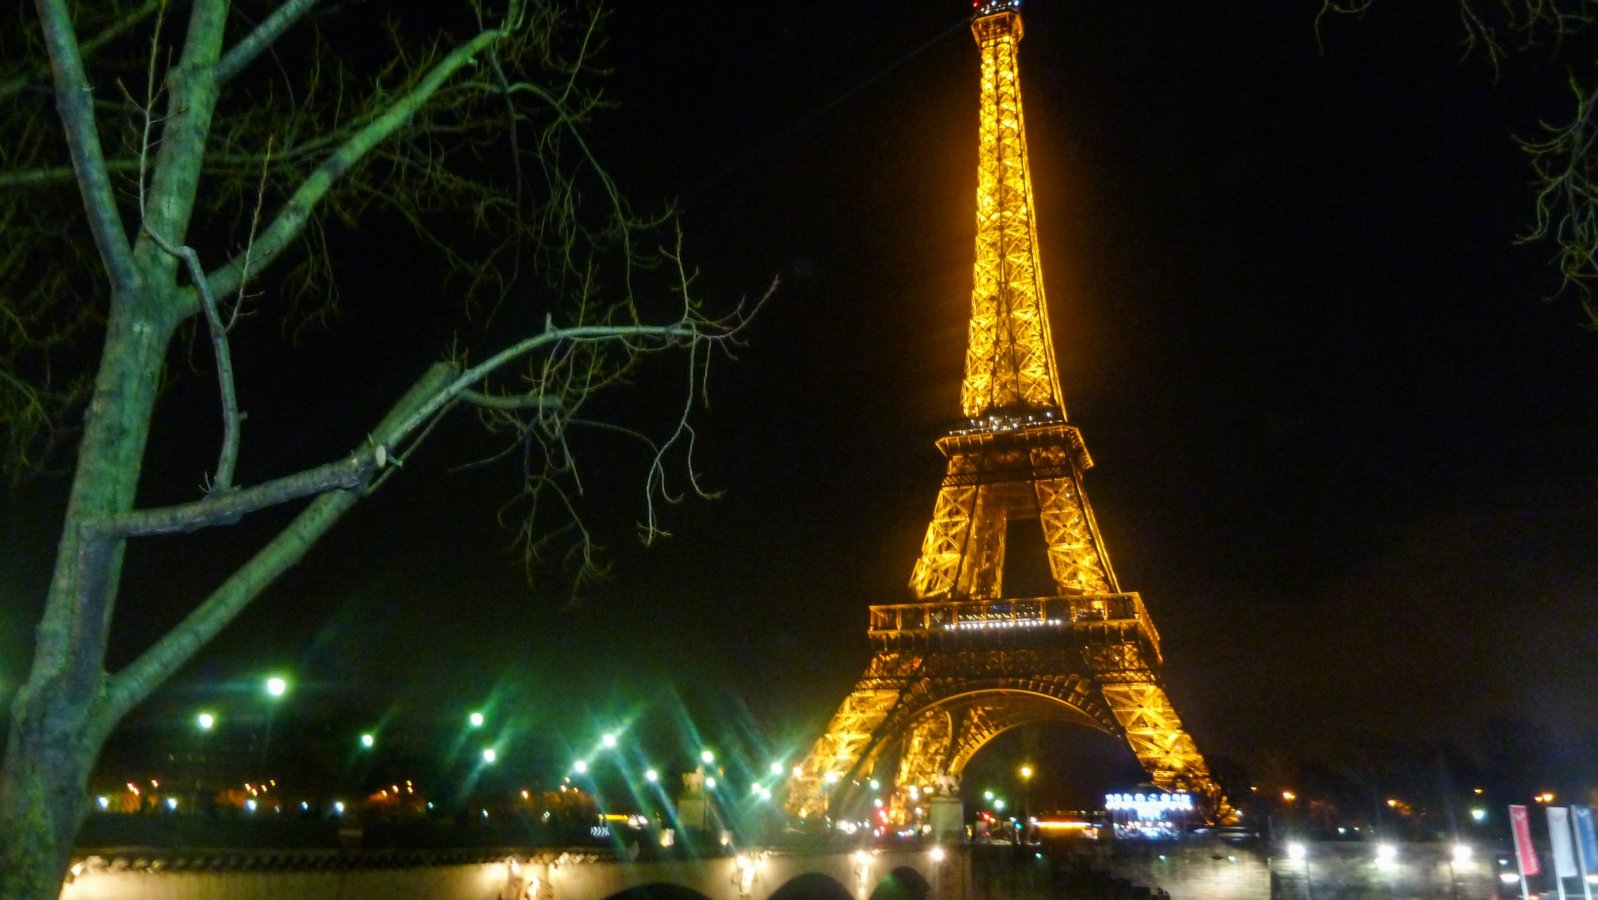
left=1452, top=843, right=1472, bottom=864
left=360, top=733, right=375, bottom=749
left=264, top=676, right=287, bottom=698
left=482, top=748, right=497, bottom=764
left=602, top=733, right=618, bottom=749
left=770, top=762, right=785, bottom=776
left=468, top=711, right=485, bottom=729
left=573, top=760, right=589, bottom=775
left=644, top=769, right=659, bottom=783
left=196, top=711, right=215, bottom=731
left=700, top=750, right=715, bottom=765
left=705, top=777, right=718, bottom=790
left=1287, top=842, right=1306, bottom=862
left=1470, top=807, right=1486, bottom=823
left=166, top=798, right=178, bottom=810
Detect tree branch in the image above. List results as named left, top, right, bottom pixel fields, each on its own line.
left=31, top=0, right=140, bottom=293
left=216, top=0, right=323, bottom=84
left=99, top=362, right=457, bottom=727
left=205, top=25, right=508, bottom=303
left=0, top=0, right=164, bottom=102
left=99, top=449, right=374, bottom=540
left=140, top=229, right=242, bottom=489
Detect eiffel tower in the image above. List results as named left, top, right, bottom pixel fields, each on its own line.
left=787, top=0, right=1227, bottom=822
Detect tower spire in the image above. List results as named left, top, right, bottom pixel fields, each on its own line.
left=962, top=0, right=1065, bottom=421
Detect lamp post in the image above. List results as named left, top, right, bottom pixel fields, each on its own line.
left=1018, top=764, right=1033, bottom=844
left=260, top=675, right=288, bottom=770
left=193, top=711, right=216, bottom=813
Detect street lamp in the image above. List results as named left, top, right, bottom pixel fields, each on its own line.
left=260, top=675, right=289, bottom=767
left=359, top=732, right=375, bottom=749
left=1018, top=764, right=1034, bottom=842
left=468, top=711, right=485, bottom=729
left=196, top=712, right=216, bottom=731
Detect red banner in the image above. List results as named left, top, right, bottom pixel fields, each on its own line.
left=1510, top=804, right=1541, bottom=877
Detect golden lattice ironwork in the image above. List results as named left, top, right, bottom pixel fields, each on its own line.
left=788, top=3, right=1228, bottom=824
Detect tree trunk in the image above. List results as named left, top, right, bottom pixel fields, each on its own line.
left=0, top=291, right=179, bottom=899
left=0, top=680, right=102, bottom=900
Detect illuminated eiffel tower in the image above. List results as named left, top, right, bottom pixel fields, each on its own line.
left=788, top=0, right=1227, bottom=822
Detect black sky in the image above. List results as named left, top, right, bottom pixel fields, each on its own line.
left=4, top=2, right=1597, bottom=808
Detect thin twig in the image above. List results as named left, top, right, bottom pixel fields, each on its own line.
left=142, top=227, right=242, bottom=489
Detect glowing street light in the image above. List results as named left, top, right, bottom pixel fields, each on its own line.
left=481, top=748, right=498, bottom=764
left=700, top=750, right=715, bottom=765
left=644, top=769, right=659, bottom=784
left=195, top=712, right=216, bottom=731
left=468, top=711, right=485, bottom=729
left=601, top=733, right=618, bottom=749
left=359, top=733, right=375, bottom=749
left=770, top=762, right=785, bottom=776
left=264, top=676, right=288, bottom=698
left=573, top=760, right=589, bottom=775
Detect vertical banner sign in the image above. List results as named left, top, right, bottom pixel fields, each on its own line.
left=1573, top=805, right=1598, bottom=900
left=1575, top=806, right=1598, bottom=874
left=1512, top=804, right=1542, bottom=877
left=1551, top=807, right=1579, bottom=878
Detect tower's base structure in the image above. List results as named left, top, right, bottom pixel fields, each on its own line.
left=786, top=1, right=1229, bottom=826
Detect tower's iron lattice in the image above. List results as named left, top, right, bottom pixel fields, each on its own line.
left=787, top=0, right=1228, bottom=823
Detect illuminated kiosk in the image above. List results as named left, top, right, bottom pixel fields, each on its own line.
left=1105, top=792, right=1195, bottom=840
left=787, top=0, right=1229, bottom=826
left=676, top=769, right=710, bottom=832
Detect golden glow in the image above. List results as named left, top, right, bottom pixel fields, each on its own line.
left=1281, top=790, right=1297, bottom=802
left=961, top=9, right=1062, bottom=419
left=1035, top=819, right=1094, bottom=832
left=786, top=3, right=1228, bottom=826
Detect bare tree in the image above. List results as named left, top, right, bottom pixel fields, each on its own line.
left=0, top=1, right=768, bottom=895
left=1320, top=0, right=1598, bottom=329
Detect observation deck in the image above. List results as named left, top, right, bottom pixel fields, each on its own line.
left=867, top=593, right=1162, bottom=663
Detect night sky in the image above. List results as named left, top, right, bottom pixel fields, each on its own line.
left=3, top=2, right=1597, bottom=810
